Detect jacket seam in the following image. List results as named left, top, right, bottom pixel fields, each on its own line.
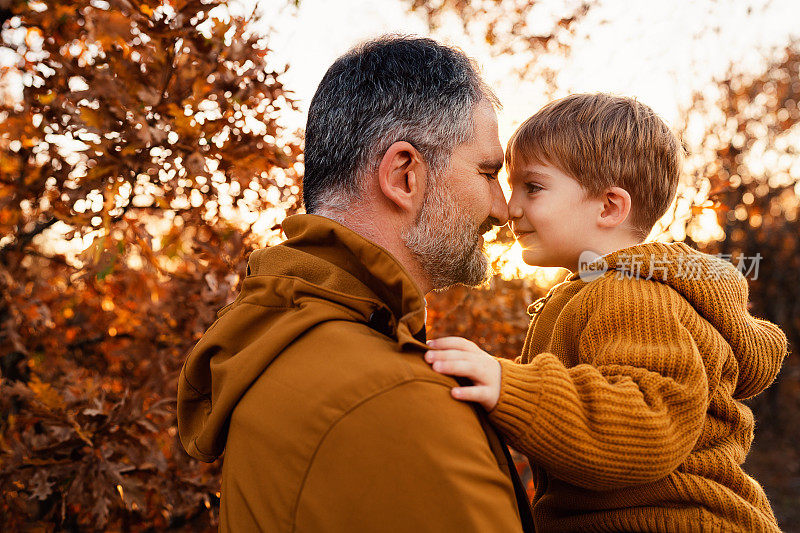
left=290, top=377, right=458, bottom=531
left=236, top=274, right=402, bottom=325
left=234, top=301, right=295, bottom=310
left=181, top=372, right=207, bottom=399
left=244, top=273, right=390, bottom=309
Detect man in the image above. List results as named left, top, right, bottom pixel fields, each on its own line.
left=177, top=36, right=534, bottom=532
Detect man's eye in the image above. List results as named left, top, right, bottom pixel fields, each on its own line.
left=482, top=173, right=498, bottom=181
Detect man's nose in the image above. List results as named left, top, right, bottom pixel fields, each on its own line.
left=488, top=180, right=509, bottom=227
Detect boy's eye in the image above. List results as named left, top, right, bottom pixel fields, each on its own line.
left=525, top=182, right=543, bottom=193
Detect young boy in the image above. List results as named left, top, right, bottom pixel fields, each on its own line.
left=425, top=93, right=787, bottom=532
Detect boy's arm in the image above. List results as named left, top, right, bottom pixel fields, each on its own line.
left=487, top=279, right=709, bottom=491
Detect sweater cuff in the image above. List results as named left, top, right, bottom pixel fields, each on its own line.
left=488, top=357, right=541, bottom=442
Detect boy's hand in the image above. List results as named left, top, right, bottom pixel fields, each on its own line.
left=424, top=337, right=501, bottom=412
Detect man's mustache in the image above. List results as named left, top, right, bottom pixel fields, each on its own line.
left=478, top=220, right=495, bottom=235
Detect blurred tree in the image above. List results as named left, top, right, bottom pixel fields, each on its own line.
left=674, top=41, right=800, bottom=528
left=677, top=44, right=799, bottom=352
left=0, top=0, right=300, bottom=529
left=407, top=0, right=594, bottom=90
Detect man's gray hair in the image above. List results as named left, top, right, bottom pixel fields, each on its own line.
left=303, top=35, right=498, bottom=215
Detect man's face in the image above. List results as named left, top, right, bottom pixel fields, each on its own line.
left=403, top=99, right=508, bottom=290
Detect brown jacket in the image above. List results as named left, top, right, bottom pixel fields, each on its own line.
left=488, top=242, right=787, bottom=532
left=177, top=214, right=533, bottom=532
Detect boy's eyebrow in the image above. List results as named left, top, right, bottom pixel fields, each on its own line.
left=519, top=169, right=551, bottom=181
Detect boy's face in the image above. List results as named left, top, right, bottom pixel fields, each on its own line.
left=507, top=159, right=602, bottom=272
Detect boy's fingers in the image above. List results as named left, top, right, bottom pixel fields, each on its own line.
left=427, top=336, right=477, bottom=351
left=424, top=349, right=470, bottom=363
left=451, top=386, right=488, bottom=404
left=431, top=359, right=480, bottom=379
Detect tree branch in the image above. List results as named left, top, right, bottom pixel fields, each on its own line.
left=0, top=216, right=58, bottom=261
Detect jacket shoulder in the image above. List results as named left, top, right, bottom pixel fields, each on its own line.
left=227, top=317, right=464, bottom=466
left=221, top=318, right=500, bottom=530
left=294, top=378, right=523, bottom=532
left=279, top=317, right=457, bottom=392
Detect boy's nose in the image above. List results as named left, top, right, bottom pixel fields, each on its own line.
left=507, top=196, right=523, bottom=221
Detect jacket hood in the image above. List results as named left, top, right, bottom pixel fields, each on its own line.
left=177, top=214, right=428, bottom=462
left=569, top=241, right=786, bottom=400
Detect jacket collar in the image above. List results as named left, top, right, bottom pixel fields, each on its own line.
left=247, top=214, right=428, bottom=348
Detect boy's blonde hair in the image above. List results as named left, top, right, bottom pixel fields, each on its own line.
left=506, top=93, right=683, bottom=240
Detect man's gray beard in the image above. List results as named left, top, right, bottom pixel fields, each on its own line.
left=401, top=179, right=490, bottom=291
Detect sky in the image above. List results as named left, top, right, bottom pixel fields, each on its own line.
left=247, top=0, right=800, bottom=138
left=236, top=0, right=800, bottom=281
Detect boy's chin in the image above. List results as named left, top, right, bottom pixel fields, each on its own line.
left=521, top=249, right=565, bottom=269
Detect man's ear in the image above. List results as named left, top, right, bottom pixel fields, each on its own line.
left=597, top=186, right=632, bottom=229
left=377, top=141, right=427, bottom=213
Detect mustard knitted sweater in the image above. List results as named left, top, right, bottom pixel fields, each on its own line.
left=488, top=242, right=787, bottom=532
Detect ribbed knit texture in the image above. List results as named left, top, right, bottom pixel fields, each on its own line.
left=489, top=241, right=787, bottom=532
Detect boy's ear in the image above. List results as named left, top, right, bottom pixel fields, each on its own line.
left=377, top=141, right=427, bottom=213
left=597, top=186, right=632, bottom=229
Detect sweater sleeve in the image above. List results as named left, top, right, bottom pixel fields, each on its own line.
left=487, top=278, right=708, bottom=491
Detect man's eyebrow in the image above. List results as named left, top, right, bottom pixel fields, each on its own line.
left=477, top=159, right=504, bottom=172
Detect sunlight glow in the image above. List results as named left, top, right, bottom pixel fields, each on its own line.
left=489, top=240, right=569, bottom=287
